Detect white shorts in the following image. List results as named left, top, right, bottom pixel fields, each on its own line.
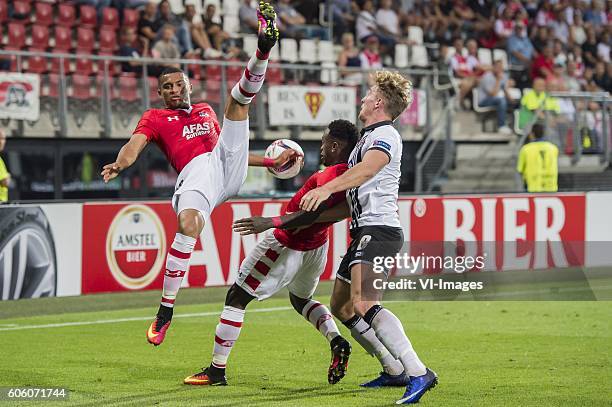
left=172, top=117, right=249, bottom=217
left=235, top=231, right=329, bottom=300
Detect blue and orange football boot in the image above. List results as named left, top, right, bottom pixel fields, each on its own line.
left=184, top=367, right=227, bottom=386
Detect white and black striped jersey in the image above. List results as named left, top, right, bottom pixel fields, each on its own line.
left=346, top=121, right=402, bottom=229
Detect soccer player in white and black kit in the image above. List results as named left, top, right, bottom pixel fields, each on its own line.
left=291, top=71, right=437, bottom=404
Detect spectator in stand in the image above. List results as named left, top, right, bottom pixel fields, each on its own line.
left=582, top=27, right=600, bottom=68
left=239, top=0, right=259, bottom=34
left=477, top=59, right=513, bottom=134
left=593, top=61, right=612, bottom=92
left=584, top=0, right=607, bottom=28
left=563, top=61, right=582, bottom=92
left=376, top=0, right=400, bottom=41
left=466, top=38, right=487, bottom=71
left=450, top=0, right=482, bottom=38
left=570, top=12, right=587, bottom=45
left=138, top=1, right=161, bottom=44
left=119, top=26, right=150, bottom=75
left=182, top=3, right=221, bottom=58
left=450, top=37, right=481, bottom=106
left=517, top=123, right=559, bottom=192
left=495, top=7, right=516, bottom=47
left=331, top=0, right=356, bottom=42
left=359, top=34, right=383, bottom=71
left=338, top=32, right=362, bottom=85
left=536, top=0, right=555, bottom=27
left=70, top=0, right=112, bottom=20
left=277, top=0, right=328, bottom=40
left=156, top=0, right=193, bottom=55
left=203, top=4, right=231, bottom=52
left=152, top=24, right=181, bottom=68
left=597, top=31, right=610, bottom=63
left=532, top=26, right=550, bottom=53
left=294, top=0, right=321, bottom=25
left=551, top=8, right=569, bottom=43
left=553, top=39, right=568, bottom=67
left=356, top=0, right=393, bottom=49
left=518, top=77, right=560, bottom=129
left=508, top=21, right=535, bottom=88
left=0, top=59, right=10, bottom=71
left=0, top=129, right=9, bottom=203
left=531, top=43, right=555, bottom=80
left=466, top=0, right=495, bottom=41
left=569, top=45, right=586, bottom=77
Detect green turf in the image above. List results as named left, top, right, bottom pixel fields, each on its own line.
left=0, top=283, right=610, bottom=406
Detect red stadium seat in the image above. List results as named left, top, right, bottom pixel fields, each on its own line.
left=205, top=80, right=221, bottom=104
left=25, top=55, right=48, bottom=74
left=70, top=75, right=94, bottom=100
left=57, top=3, right=76, bottom=27
left=205, top=64, right=222, bottom=81
left=53, top=26, right=72, bottom=51
left=75, top=55, right=95, bottom=76
left=79, top=5, right=97, bottom=28
left=266, top=66, right=282, bottom=85
left=122, top=8, right=139, bottom=28
left=101, top=7, right=119, bottom=30
left=76, top=28, right=95, bottom=53
left=226, top=61, right=243, bottom=84
left=50, top=52, right=71, bottom=74
left=44, top=74, right=61, bottom=98
left=0, top=1, right=7, bottom=24
left=34, top=2, right=54, bottom=26
left=148, top=76, right=162, bottom=104
left=117, top=75, right=140, bottom=102
left=11, top=0, right=31, bottom=20
left=31, top=25, right=50, bottom=50
left=97, top=52, right=120, bottom=76
left=8, top=22, right=27, bottom=49
left=99, top=29, right=117, bottom=52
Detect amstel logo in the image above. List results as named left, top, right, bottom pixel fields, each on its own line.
left=304, top=92, right=324, bottom=118
left=105, top=205, right=166, bottom=290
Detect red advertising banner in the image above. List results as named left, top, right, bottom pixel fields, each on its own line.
left=82, top=193, right=586, bottom=294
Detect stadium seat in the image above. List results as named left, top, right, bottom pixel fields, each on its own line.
left=472, top=88, right=497, bottom=131
left=53, top=26, right=73, bottom=51
left=8, top=22, right=27, bottom=49
left=507, top=87, right=521, bottom=101
left=0, top=0, right=7, bottom=24
left=493, top=49, right=508, bottom=69
left=117, top=75, right=140, bottom=102
left=31, top=25, right=50, bottom=50
left=223, top=0, right=240, bottom=16
left=280, top=38, right=298, bottom=63
left=148, top=76, right=162, bottom=104
left=395, top=44, right=409, bottom=68
left=122, top=8, right=139, bottom=28
left=223, top=15, right=239, bottom=33
left=57, top=3, right=76, bottom=27
left=79, top=5, right=97, bottom=28
left=97, top=53, right=120, bottom=76
left=410, top=45, right=429, bottom=67
left=99, top=30, right=117, bottom=52
left=76, top=28, right=95, bottom=53
left=318, top=40, right=335, bottom=63
left=299, top=39, right=317, bottom=64
left=205, top=79, right=221, bottom=104
left=205, top=64, right=222, bottom=81
left=11, top=1, right=31, bottom=20
left=266, top=65, right=282, bottom=85
left=45, top=73, right=61, bottom=98
left=408, top=26, right=424, bottom=45
left=226, top=60, right=243, bottom=84
left=320, top=61, right=338, bottom=84
left=50, top=53, right=71, bottom=74
left=101, top=7, right=119, bottom=30
left=168, top=0, right=185, bottom=14
left=477, top=48, right=492, bottom=66
left=269, top=43, right=280, bottom=61
left=242, top=35, right=258, bottom=56
left=34, top=2, right=54, bottom=26
left=75, top=55, right=95, bottom=76
left=25, top=55, right=48, bottom=74
left=70, top=75, right=94, bottom=100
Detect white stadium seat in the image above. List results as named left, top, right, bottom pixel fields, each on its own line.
left=299, top=39, right=317, bottom=64
left=477, top=48, right=492, bottom=66
left=242, top=35, right=258, bottom=56
left=493, top=49, right=508, bottom=69
left=280, top=38, right=298, bottom=63
left=408, top=26, right=424, bottom=45
left=318, top=40, right=335, bottom=63
left=320, top=61, right=338, bottom=84
left=394, top=44, right=409, bottom=68
left=410, top=45, right=428, bottom=67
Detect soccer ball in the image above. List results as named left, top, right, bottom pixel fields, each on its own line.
left=265, top=139, right=304, bottom=179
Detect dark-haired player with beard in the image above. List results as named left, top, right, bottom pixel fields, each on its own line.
left=187, top=119, right=359, bottom=386
left=100, top=2, right=286, bottom=353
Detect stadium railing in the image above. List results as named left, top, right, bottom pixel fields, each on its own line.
left=513, top=91, right=612, bottom=191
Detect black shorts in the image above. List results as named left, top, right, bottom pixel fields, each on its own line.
left=336, top=225, right=403, bottom=284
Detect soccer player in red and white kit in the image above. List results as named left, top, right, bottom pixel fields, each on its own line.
left=182, top=120, right=359, bottom=386
left=101, top=2, right=282, bottom=347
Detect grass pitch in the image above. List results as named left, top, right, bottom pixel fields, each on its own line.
left=0, top=282, right=610, bottom=406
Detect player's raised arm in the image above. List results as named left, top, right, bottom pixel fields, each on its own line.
left=248, top=149, right=302, bottom=168
left=299, top=150, right=389, bottom=211
left=101, top=133, right=148, bottom=183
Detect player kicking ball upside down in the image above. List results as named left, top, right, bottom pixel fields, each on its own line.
left=101, top=2, right=284, bottom=350
left=183, top=119, right=359, bottom=386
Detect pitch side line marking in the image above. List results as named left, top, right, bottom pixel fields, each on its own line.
left=0, top=306, right=294, bottom=332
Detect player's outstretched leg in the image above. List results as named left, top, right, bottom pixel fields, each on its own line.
left=184, top=284, right=254, bottom=385
left=146, top=232, right=196, bottom=346
left=289, top=293, right=351, bottom=384
left=226, top=0, right=279, bottom=120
